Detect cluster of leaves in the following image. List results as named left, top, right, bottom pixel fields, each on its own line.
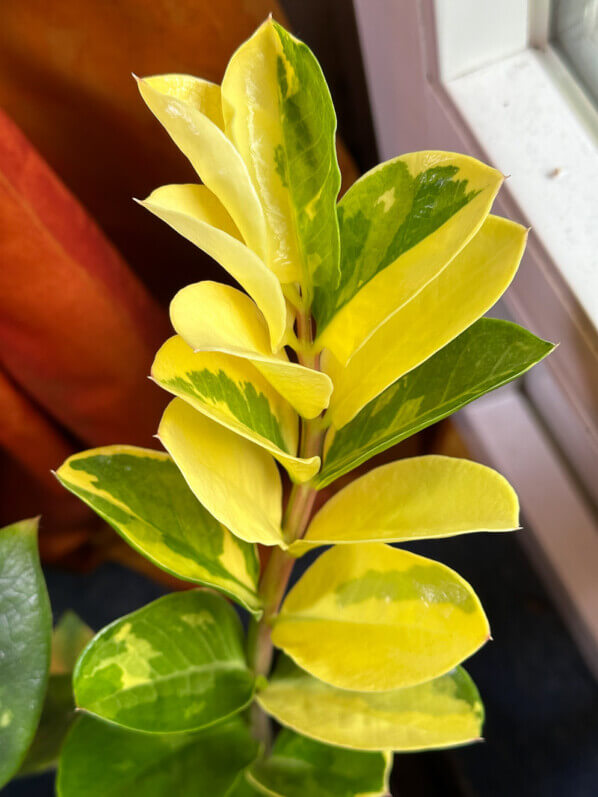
left=0, top=19, right=553, bottom=796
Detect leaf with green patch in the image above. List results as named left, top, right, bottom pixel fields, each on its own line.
left=153, top=336, right=318, bottom=482
left=258, top=655, right=484, bottom=752
left=0, top=518, right=51, bottom=787
left=73, top=590, right=255, bottom=733
left=272, top=543, right=489, bottom=692
left=317, top=319, right=554, bottom=487
left=292, top=455, right=519, bottom=555
left=325, top=215, right=527, bottom=428
left=314, top=152, right=503, bottom=364
left=57, top=714, right=259, bottom=797
left=248, top=727, right=391, bottom=796
left=221, top=18, right=341, bottom=290
left=56, top=446, right=261, bottom=613
left=171, top=281, right=332, bottom=420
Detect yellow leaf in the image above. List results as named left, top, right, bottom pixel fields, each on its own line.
left=171, top=281, right=333, bottom=420
left=152, top=336, right=319, bottom=483
left=137, top=75, right=267, bottom=260
left=290, top=455, right=519, bottom=555
left=258, top=655, right=484, bottom=752
left=138, top=184, right=287, bottom=350
left=325, top=215, right=527, bottom=428
left=158, top=398, right=285, bottom=547
left=316, top=152, right=503, bottom=364
left=271, top=543, right=489, bottom=691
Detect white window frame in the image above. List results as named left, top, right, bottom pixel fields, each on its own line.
left=354, top=0, right=598, bottom=679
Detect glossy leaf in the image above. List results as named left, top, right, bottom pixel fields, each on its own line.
left=222, top=18, right=341, bottom=289
left=249, top=727, right=391, bottom=796
left=152, top=336, right=318, bottom=482
left=272, top=543, right=489, bottom=691
left=139, top=184, right=287, bottom=350
left=56, top=446, right=261, bottom=613
left=159, top=399, right=285, bottom=546
left=73, top=590, right=255, bottom=733
left=171, top=281, right=332, bottom=420
left=325, top=215, right=527, bottom=428
left=57, top=714, right=258, bottom=797
left=0, top=518, right=51, bottom=787
left=137, top=75, right=267, bottom=259
left=315, top=152, right=503, bottom=363
left=258, top=655, right=484, bottom=752
left=318, top=318, right=554, bottom=487
left=291, top=455, right=519, bottom=555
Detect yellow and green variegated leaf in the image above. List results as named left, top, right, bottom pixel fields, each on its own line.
left=271, top=543, right=489, bottom=692
left=314, top=152, right=503, bottom=363
left=74, top=591, right=255, bottom=733
left=258, top=655, right=484, bottom=752
left=137, top=75, right=267, bottom=259
left=57, top=715, right=259, bottom=797
left=325, top=215, right=526, bottom=428
left=171, top=281, right=332, bottom=419
left=317, top=319, right=555, bottom=487
left=152, top=336, right=319, bottom=483
left=159, top=398, right=284, bottom=547
left=222, top=19, right=341, bottom=290
left=55, top=446, right=261, bottom=613
left=0, top=518, right=51, bottom=788
left=290, top=455, right=518, bottom=556
left=248, top=727, right=391, bottom=797
left=139, top=184, right=287, bottom=350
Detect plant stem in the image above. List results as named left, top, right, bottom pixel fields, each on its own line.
left=247, top=301, right=324, bottom=748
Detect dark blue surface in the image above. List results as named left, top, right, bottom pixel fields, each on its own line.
left=4, top=529, right=597, bottom=796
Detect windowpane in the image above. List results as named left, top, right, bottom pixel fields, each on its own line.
left=552, top=0, right=598, bottom=105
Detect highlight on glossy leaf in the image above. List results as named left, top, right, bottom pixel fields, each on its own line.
left=318, top=318, right=555, bottom=487
left=221, top=18, right=341, bottom=291
left=152, top=336, right=318, bottom=482
left=171, top=281, right=333, bottom=419
left=73, top=591, right=255, bottom=734
left=55, top=445, right=261, bottom=614
left=314, top=151, right=503, bottom=364
left=158, top=399, right=285, bottom=546
left=326, top=215, right=527, bottom=428
left=57, top=714, right=259, bottom=797
left=258, top=655, right=484, bottom=752
left=291, top=455, right=519, bottom=555
left=248, top=726, right=391, bottom=797
left=272, top=543, right=489, bottom=692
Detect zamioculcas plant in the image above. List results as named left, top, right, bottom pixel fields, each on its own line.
left=48, top=19, right=553, bottom=796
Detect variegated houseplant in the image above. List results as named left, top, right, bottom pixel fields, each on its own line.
left=0, top=19, right=554, bottom=796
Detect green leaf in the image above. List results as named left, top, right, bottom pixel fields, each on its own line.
left=56, top=446, right=261, bottom=614
left=73, top=591, right=255, bottom=733
left=0, top=518, right=51, bottom=787
left=57, top=714, right=259, bottom=797
left=221, top=19, right=341, bottom=291
left=259, top=656, right=484, bottom=752
left=317, top=319, right=554, bottom=487
left=19, top=613, right=93, bottom=775
left=271, top=543, right=489, bottom=692
left=248, top=728, right=391, bottom=796
left=314, top=152, right=502, bottom=363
